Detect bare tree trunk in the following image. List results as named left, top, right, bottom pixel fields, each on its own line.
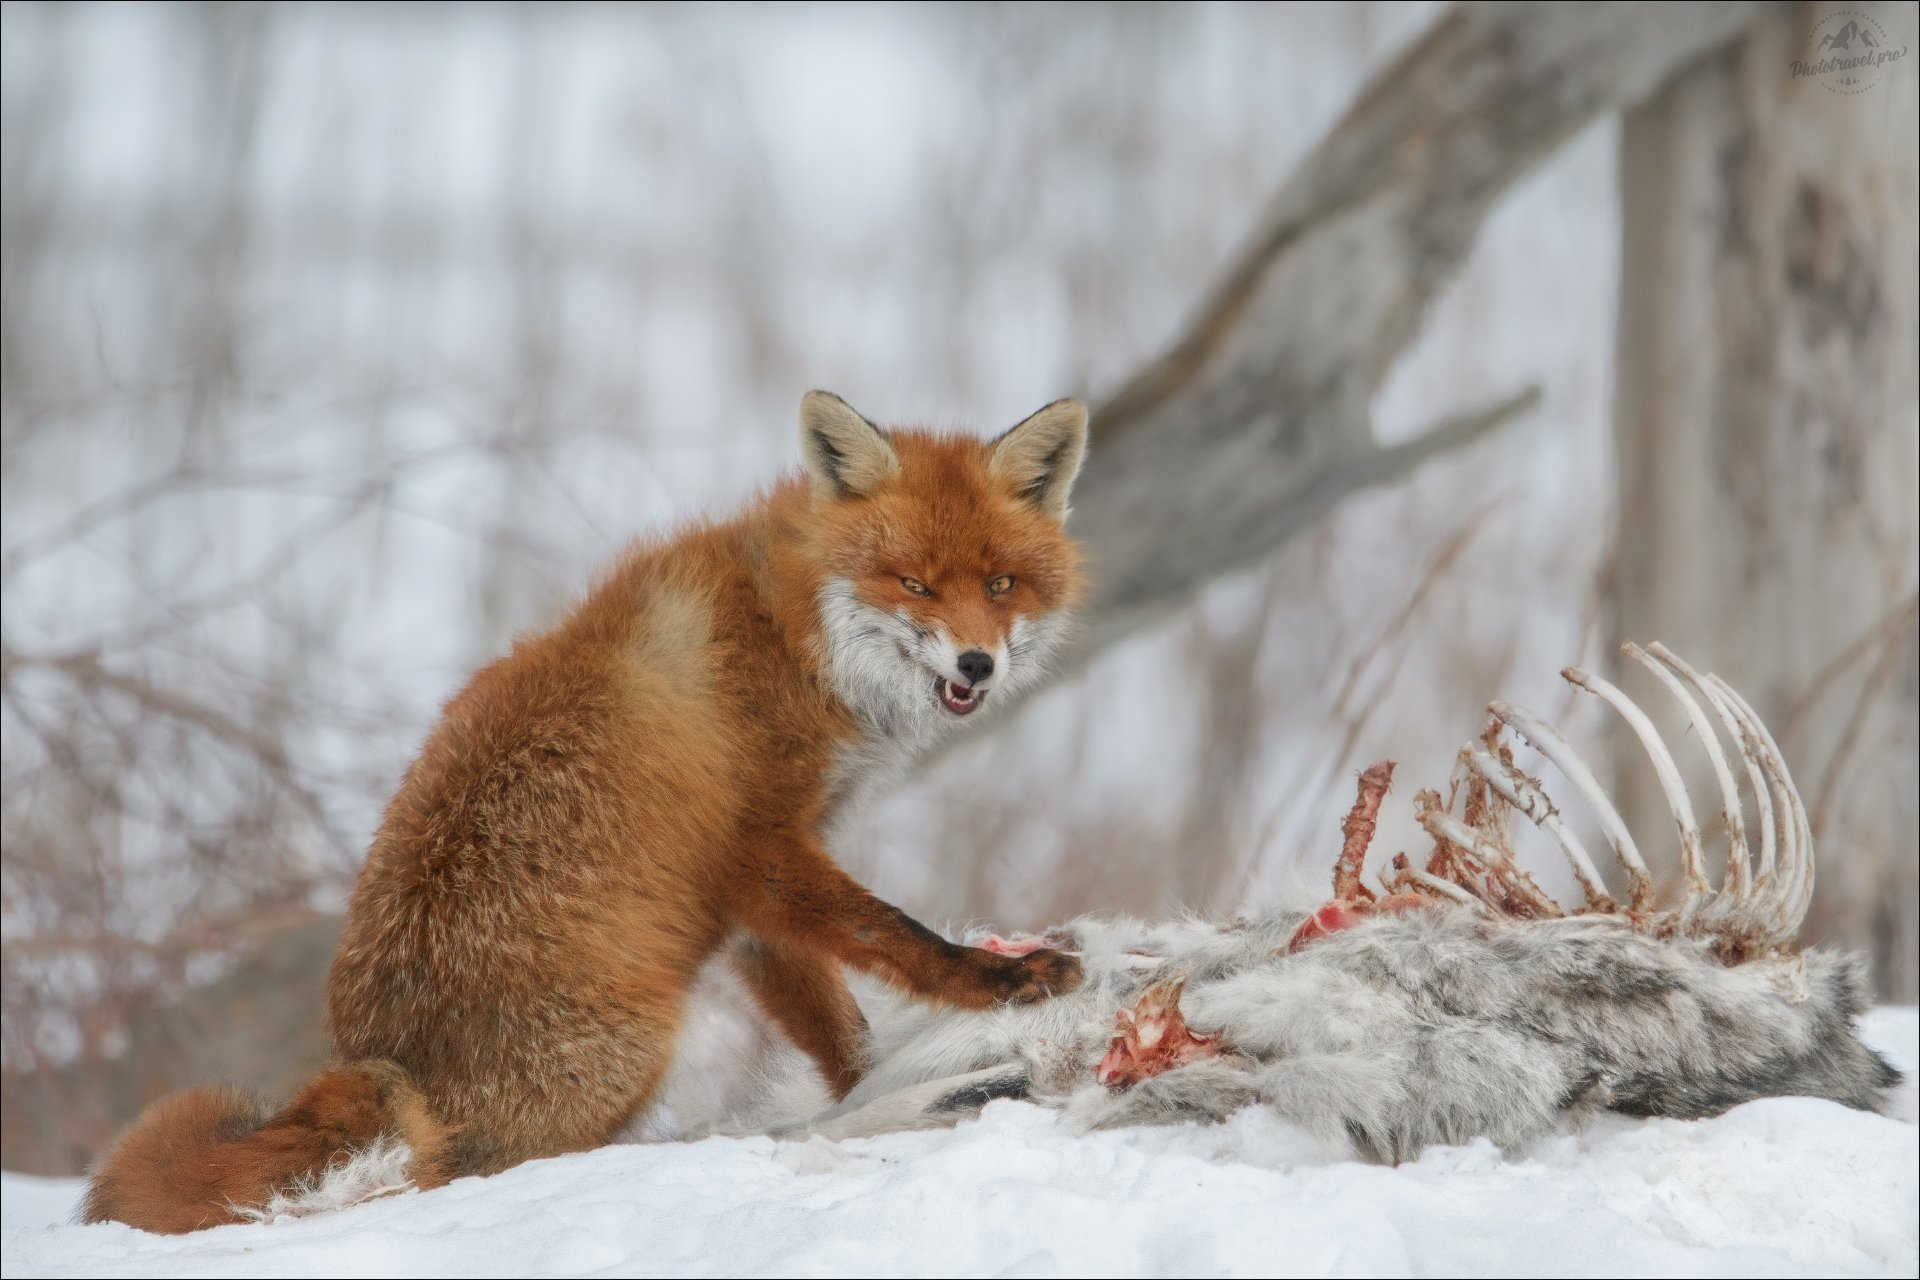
left=1613, top=2, right=1918, bottom=998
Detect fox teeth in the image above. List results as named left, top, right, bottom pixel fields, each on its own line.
left=938, top=677, right=982, bottom=714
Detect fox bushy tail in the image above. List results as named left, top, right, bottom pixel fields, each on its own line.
left=82, top=1059, right=453, bottom=1234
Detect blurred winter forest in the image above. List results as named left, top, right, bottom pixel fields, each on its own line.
left=3, top=2, right=1915, bottom=1176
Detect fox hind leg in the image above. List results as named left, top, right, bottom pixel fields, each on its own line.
left=732, top=935, right=870, bottom=1098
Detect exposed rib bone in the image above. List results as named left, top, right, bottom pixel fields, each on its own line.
left=1623, top=643, right=1750, bottom=905
left=1334, top=762, right=1392, bottom=904
left=1703, top=677, right=1796, bottom=905
left=1709, top=672, right=1814, bottom=937
left=1460, top=747, right=1616, bottom=910
left=1562, top=665, right=1712, bottom=917
left=1385, top=853, right=1486, bottom=910
left=1487, top=700, right=1656, bottom=911
left=1695, top=671, right=1790, bottom=930
left=1414, top=800, right=1563, bottom=918
left=1646, top=643, right=1766, bottom=904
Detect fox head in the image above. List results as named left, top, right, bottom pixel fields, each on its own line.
left=798, top=390, right=1087, bottom=735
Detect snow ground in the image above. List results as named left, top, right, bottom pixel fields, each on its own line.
left=5, top=1008, right=1914, bottom=1280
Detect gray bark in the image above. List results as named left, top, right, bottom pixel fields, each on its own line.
left=1613, top=3, right=1918, bottom=997
left=1065, top=1, right=1776, bottom=659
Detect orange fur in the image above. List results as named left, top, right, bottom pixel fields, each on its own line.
left=82, top=1063, right=452, bottom=1232
left=85, top=395, right=1089, bottom=1231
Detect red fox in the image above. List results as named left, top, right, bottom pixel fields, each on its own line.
left=82, top=391, right=1091, bottom=1232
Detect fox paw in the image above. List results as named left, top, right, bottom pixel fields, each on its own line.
left=989, top=947, right=1084, bottom=1004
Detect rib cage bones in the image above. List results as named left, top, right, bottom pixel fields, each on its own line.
left=1388, top=641, right=1814, bottom=962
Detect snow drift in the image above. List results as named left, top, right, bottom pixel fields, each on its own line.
left=6, top=1007, right=1913, bottom=1279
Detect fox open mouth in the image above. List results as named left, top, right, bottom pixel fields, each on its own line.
left=936, top=675, right=985, bottom=716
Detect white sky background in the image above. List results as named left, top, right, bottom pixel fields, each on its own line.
left=0, top=2, right=1620, bottom=964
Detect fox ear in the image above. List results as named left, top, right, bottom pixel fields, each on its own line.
left=800, top=391, right=899, bottom=501
left=990, top=399, right=1088, bottom=522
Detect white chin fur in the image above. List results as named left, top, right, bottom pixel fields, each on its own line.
left=815, top=580, right=945, bottom=737
left=233, top=1135, right=415, bottom=1223
left=815, top=579, right=1066, bottom=737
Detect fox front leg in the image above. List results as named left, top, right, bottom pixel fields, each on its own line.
left=734, top=832, right=1083, bottom=1007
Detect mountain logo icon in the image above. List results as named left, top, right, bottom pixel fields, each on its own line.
left=1791, top=9, right=1905, bottom=95
left=1818, top=20, right=1879, bottom=54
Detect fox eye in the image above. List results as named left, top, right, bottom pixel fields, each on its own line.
left=900, top=577, right=931, bottom=597
left=987, top=574, right=1014, bottom=597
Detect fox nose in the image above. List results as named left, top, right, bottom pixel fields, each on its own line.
left=956, top=650, right=994, bottom=684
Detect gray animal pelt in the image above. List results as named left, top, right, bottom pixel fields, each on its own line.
left=731, top=643, right=1902, bottom=1161
left=754, top=909, right=1897, bottom=1163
